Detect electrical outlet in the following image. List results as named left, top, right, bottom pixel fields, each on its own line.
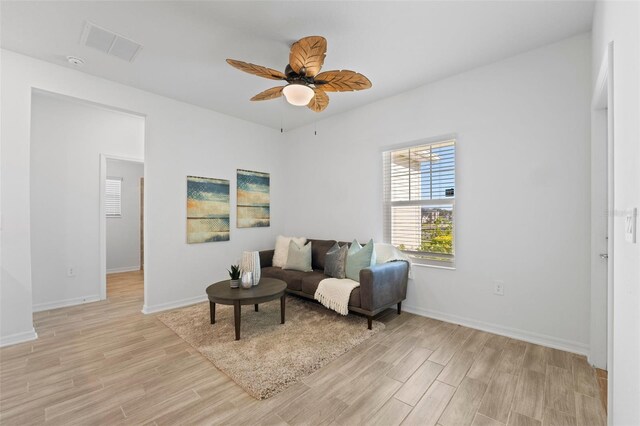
left=67, top=267, right=76, bottom=277
left=494, top=280, right=504, bottom=296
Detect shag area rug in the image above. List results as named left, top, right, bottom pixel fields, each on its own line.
left=158, top=296, right=384, bottom=399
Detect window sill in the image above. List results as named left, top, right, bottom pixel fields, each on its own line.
left=410, top=262, right=456, bottom=271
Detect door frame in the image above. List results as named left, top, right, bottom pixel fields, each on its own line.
left=99, top=154, right=144, bottom=300
left=591, top=41, right=614, bottom=424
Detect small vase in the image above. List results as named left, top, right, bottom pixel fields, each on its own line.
left=241, top=251, right=261, bottom=286
left=240, top=271, right=253, bottom=289
left=229, top=279, right=239, bottom=289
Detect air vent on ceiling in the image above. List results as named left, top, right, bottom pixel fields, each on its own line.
left=80, top=21, right=142, bottom=62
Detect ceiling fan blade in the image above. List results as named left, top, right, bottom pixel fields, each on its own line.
left=250, top=86, right=285, bottom=101
left=307, top=87, right=329, bottom=112
left=226, top=59, right=286, bottom=80
left=314, top=70, right=372, bottom=92
left=289, top=36, right=327, bottom=77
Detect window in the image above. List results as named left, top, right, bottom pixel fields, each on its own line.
left=383, top=138, right=455, bottom=266
left=105, top=177, right=122, bottom=218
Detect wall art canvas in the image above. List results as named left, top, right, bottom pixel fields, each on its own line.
left=187, top=176, right=230, bottom=243
left=237, top=169, right=270, bottom=228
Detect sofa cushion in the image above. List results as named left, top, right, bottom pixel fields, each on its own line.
left=308, top=239, right=336, bottom=271
left=301, top=271, right=330, bottom=296
left=260, top=267, right=306, bottom=291
left=283, top=240, right=312, bottom=272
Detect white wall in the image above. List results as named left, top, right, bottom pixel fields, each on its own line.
left=1, top=50, right=285, bottom=345
left=592, top=2, right=640, bottom=424
left=30, top=93, right=144, bottom=311
left=106, top=159, right=144, bottom=273
left=283, top=34, right=592, bottom=355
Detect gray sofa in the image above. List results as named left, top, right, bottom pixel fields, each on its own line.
left=259, top=239, right=409, bottom=329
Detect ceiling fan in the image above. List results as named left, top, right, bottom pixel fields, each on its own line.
left=226, top=36, right=372, bottom=112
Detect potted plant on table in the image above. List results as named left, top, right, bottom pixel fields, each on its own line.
left=228, top=265, right=241, bottom=288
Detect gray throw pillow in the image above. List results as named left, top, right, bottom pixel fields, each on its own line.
left=324, top=242, right=348, bottom=279
left=283, top=240, right=312, bottom=272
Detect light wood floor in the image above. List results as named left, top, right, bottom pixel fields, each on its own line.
left=0, top=271, right=606, bottom=426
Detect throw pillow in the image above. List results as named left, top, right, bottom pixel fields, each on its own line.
left=345, top=239, right=376, bottom=282
left=283, top=240, right=313, bottom=272
left=273, top=235, right=307, bottom=268
left=324, top=242, right=348, bottom=279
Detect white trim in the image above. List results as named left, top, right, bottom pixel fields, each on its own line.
left=411, top=263, right=456, bottom=271
left=100, top=153, right=144, bottom=302
left=604, top=41, right=615, bottom=426
left=589, top=42, right=613, bottom=372
left=107, top=266, right=141, bottom=274
left=32, top=88, right=146, bottom=118
left=403, top=304, right=590, bottom=356
left=379, top=133, right=458, bottom=153
left=141, top=294, right=208, bottom=315
left=592, top=49, right=609, bottom=110
left=0, top=329, right=38, bottom=347
left=587, top=42, right=615, bottom=426
left=32, top=295, right=101, bottom=312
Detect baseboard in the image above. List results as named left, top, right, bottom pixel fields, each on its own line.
left=107, top=266, right=141, bottom=274
left=142, top=294, right=208, bottom=314
left=0, top=328, right=38, bottom=347
left=587, top=354, right=606, bottom=370
left=33, top=295, right=101, bottom=312
left=403, top=304, right=590, bottom=356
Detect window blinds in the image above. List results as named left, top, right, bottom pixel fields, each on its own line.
left=105, top=177, right=122, bottom=217
left=383, top=139, right=456, bottom=265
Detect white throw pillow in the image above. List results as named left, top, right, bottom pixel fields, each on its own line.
left=272, top=235, right=307, bottom=268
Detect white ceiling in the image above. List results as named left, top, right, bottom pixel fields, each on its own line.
left=1, top=1, right=594, bottom=130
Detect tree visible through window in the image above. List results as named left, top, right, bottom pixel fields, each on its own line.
left=383, top=139, right=455, bottom=266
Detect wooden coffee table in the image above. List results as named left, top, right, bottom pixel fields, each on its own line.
left=205, top=278, right=287, bottom=340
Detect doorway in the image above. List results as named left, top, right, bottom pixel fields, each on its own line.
left=29, top=90, right=145, bottom=315
left=100, top=155, right=144, bottom=302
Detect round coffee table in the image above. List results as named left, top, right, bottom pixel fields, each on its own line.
left=205, top=278, right=287, bottom=340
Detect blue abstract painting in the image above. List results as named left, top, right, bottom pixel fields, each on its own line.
left=187, top=176, right=230, bottom=243
left=237, top=169, right=270, bottom=228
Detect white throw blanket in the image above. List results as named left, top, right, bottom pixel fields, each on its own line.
left=314, top=278, right=360, bottom=316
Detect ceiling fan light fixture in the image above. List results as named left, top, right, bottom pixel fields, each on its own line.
left=282, top=83, right=314, bottom=106
left=226, top=35, right=371, bottom=113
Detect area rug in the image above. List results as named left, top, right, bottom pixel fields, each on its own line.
left=157, top=296, right=384, bottom=399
